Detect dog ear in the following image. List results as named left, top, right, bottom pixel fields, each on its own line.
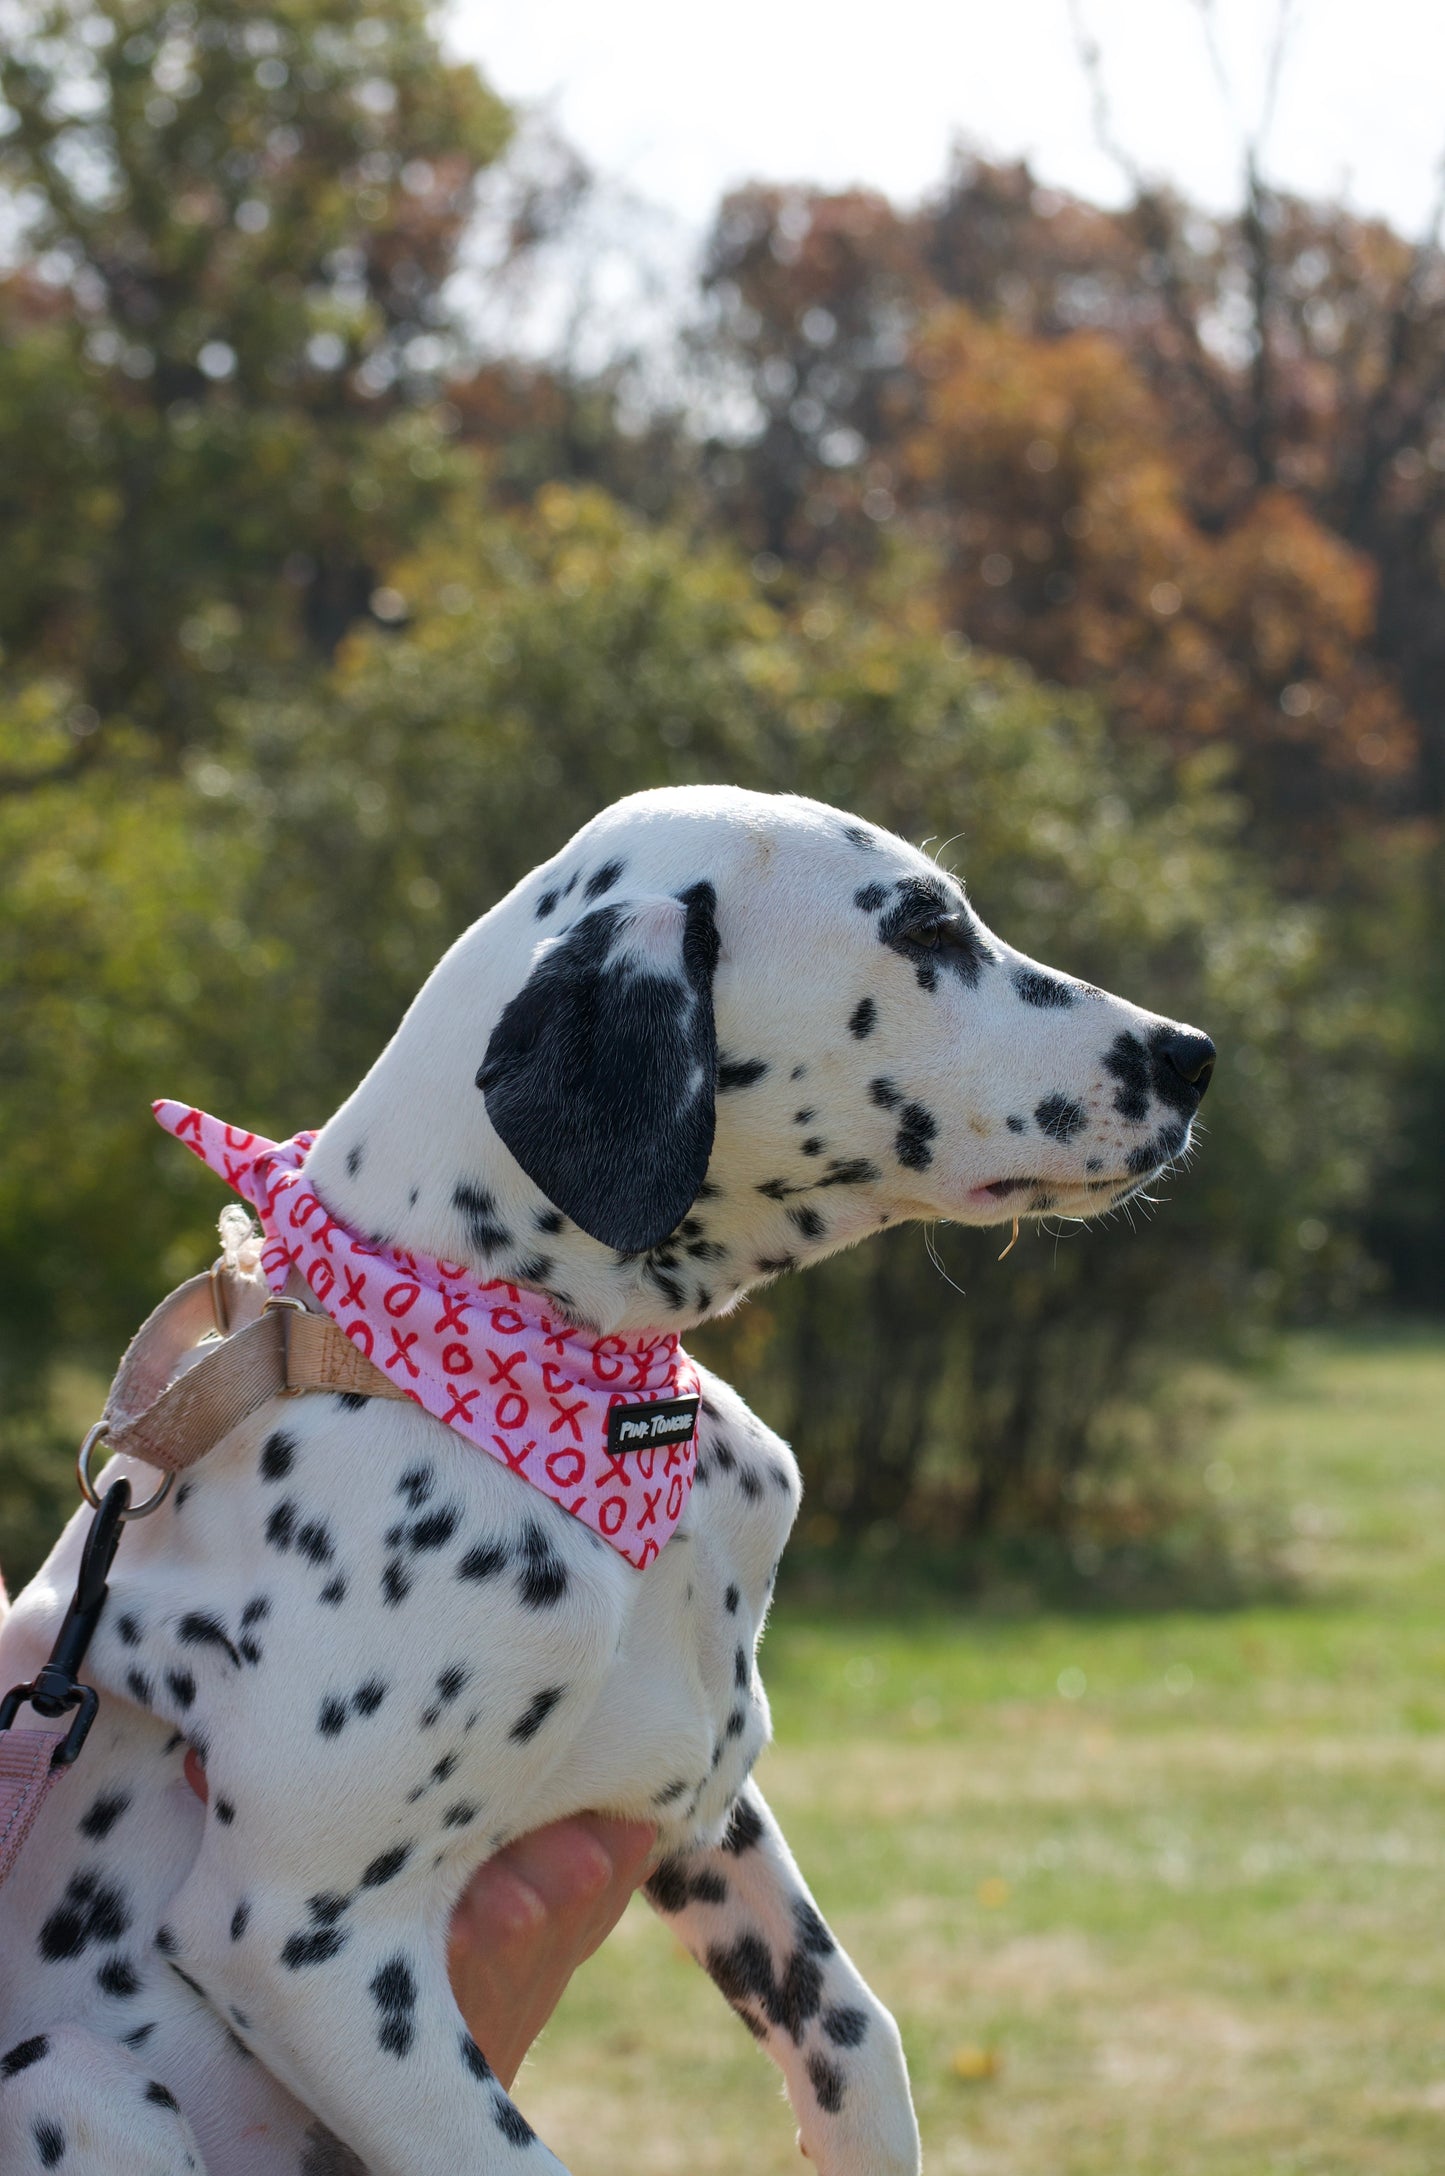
left=477, top=881, right=720, bottom=1254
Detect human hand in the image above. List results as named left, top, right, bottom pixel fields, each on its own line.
left=447, top=1815, right=658, bottom=2089
left=183, top=1750, right=654, bottom=2092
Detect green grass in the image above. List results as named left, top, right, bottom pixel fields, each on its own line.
left=516, top=1328, right=1445, bottom=2173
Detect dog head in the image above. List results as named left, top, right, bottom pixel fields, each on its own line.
left=309, top=787, right=1213, bottom=1330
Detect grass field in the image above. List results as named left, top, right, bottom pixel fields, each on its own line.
left=516, top=1329, right=1445, bottom=2174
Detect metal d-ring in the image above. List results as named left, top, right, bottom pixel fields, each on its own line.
left=76, top=1424, right=174, bottom=1518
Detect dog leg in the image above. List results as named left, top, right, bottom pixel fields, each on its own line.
left=644, top=1783, right=921, bottom=2176
left=0, top=2023, right=208, bottom=2173
left=163, top=1872, right=571, bottom=2176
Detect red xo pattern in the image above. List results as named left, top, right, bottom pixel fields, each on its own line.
left=153, top=1101, right=699, bottom=1570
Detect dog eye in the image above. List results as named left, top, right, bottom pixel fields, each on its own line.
left=909, top=914, right=969, bottom=951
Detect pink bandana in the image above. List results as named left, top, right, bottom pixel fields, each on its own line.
left=153, top=1102, right=699, bottom=1570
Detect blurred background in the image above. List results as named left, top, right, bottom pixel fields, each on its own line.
left=2, top=3, right=1443, bottom=2168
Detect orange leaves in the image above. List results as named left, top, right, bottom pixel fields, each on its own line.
left=902, top=305, right=1414, bottom=839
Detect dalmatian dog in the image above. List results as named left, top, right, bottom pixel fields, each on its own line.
left=0, top=785, right=1213, bottom=2175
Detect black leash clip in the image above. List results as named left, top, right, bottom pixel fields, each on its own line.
left=0, top=1477, right=132, bottom=1768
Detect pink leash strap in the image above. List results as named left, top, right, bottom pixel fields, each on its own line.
left=0, top=1728, right=66, bottom=1885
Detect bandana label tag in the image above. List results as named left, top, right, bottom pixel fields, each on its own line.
left=607, top=1395, right=700, bottom=1456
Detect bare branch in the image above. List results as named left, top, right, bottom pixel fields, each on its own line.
left=1064, top=0, right=1148, bottom=198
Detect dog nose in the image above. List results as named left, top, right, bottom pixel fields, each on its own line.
left=1157, top=1026, right=1216, bottom=1099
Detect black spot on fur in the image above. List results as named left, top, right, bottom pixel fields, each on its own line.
left=848, top=996, right=877, bottom=1039
left=535, top=888, right=559, bottom=919
left=280, top=1926, right=348, bottom=1969
left=240, top=1597, right=269, bottom=1626
left=653, top=1778, right=689, bottom=1806
left=457, top=1539, right=510, bottom=1583
left=493, top=2096, right=537, bottom=2146
left=823, top=2003, right=870, bottom=2046
left=753, top=1254, right=796, bottom=1275
left=345, top=1143, right=364, bottom=1178
left=259, top=1431, right=295, bottom=1482
left=33, top=2118, right=65, bottom=2167
left=164, top=1669, right=196, bottom=1710
left=1006, top=1114, right=1027, bottom=1133
left=460, top=2032, right=492, bottom=2081
left=317, top=1697, right=348, bottom=1738
left=382, top=1559, right=411, bottom=1607
left=895, top=1102, right=937, bottom=1170
left=352, top=1679, right=387, bottom=1717
left=1126, top=1143, right=1160, bottom=1174
left=724, top=1584, right=740, bottom=1613
left=643, top=1858, right=692, bottom=1913
left=214, top=1798, right=235, bottom=1827
left=1034, top=1093, right=1087, bottom=1144
left=121, top=2023, right=156, bottom=2049
left=97, top=1949, right=141, bottom=1993
left=722, top=1794, right=766, bottom=1854
left=788, top=1206, right=826, bottom=1240
left=1015, top=967, right=1077, bottom=1009
left=79, top=1790, right=130, bottom=1841
left=295, top=1519, right=334, bottom=1567
left=369, top=1953, right=418, bottom=2057
left=318, top=1576, right=346, bottom=1606
left=868, top=1075, right=902, bottom=1110
left=842, top=824, right=874, bottom=849
left=535, top=1207, right=565, bottom=1233
left=230, top=1902, right=249, bottom=1941
left=264, top=1500, right=296, bottom=1552
left=178, top=1613, right=242, bottom=1668
left=516, top=1520, right=568, bottom=1607
left=435, top=1664, right=469, bottom=1704
left=584, top=857, right=626, bottom=899
left=144, top=2079, right=180, bottom=2111
left=793, top=1897, right=836, bottom=1956
left=408, top=1506, right=459, bottom=1553
left=854, top=882, right=889, bottom=912
left=38, top=1873, right=130, bottom=1961
left=509, top=1686, right=565, bottom=1743
left=0, top=2036, right=49, bottom=2080
left=807, top=2050, right=847, bottom=2112
left=1103, top=1029, right=1151, bottom=1124
left=443, top=1801, right=480, bottom=1827
left=718, top=1056, right=769, bottom=1091
left=451, top=1182, right=512, bottom=1258
left=397, top=1465, right=433, bottom=1508
left=361, top=1845, right=412, bottom=1889
left=705, top=1929, right=824, bottom=2043
left=818, top=1156, right=880, bottom=1187
left=116, top=1613, right=141, bottom=1647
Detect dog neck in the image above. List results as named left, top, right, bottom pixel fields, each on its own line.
left=301, top=1069, right=748, bottom=1338
left=304, top=1061, right=892, bottom=1340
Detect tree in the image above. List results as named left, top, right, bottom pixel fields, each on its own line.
left=0, top=0, right=510, bottom=768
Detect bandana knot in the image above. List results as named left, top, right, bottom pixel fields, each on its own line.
left=154, top=1101, right=698, bottom=1569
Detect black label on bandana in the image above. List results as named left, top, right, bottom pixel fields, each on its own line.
left=606, top=1395, right=700, bottom=1456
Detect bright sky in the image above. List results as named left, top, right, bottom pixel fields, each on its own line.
left=449, top=0, right=1444, bottom=239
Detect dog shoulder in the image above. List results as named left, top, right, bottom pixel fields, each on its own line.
left=689, top=1362, right=801, bottom=1569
